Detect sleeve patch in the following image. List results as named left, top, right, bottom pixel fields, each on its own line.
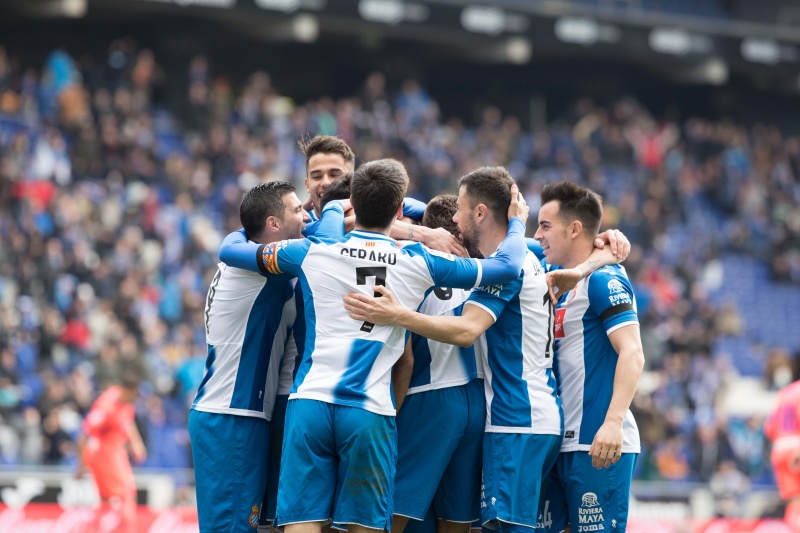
left=261, top=241, right=287, bottom=275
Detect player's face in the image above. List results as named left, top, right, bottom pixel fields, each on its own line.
left=454, top=186, right=480, bottom=251
left=281, top=192, right=311, bottom=240
left=305, top=153, right=351, bottom=215
left=534, top=200, right=569, bottom=265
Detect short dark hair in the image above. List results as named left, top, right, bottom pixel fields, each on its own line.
left=351, top=159, right=408, bottom=229
left=320, top=172, right=353, bottom=211
left=297, top=135, right=355, bottom=169
left=540, top=181, right=603, bottom=235
left=458, top=166, right=515, bottom=222
left=422, top=194, right=458, bottom=235
left=240, top=181, right=296, bottom=240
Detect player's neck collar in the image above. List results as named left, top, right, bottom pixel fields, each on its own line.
left=349, top=229, right=395, bottom=243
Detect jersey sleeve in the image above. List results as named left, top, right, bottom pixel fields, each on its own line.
left=464, top=276, right=523, bottom=322
left=302, top=201, right=345, bottom=240
left=401, top=197, right=427, bottom=221
left=422, top=216, right=526, bottom=289
left=291, top=283, right=306, bottom=359
left=301, top=219, right=322, bottom=238
left=587, top=268, right=638, bottom=335
left=476, top=217, right=527, bottom=286
left=218, top=230, right=309, bottom=277
left=526, top=238, right=545, bottom=260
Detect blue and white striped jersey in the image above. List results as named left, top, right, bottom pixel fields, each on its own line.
left=277, top=281, right=305, bottom=396
left=407, top=287, right=485, bottom=395
left=466, top=250, right=563, bottom=435
left=552, top=264, right=640, bottom=453
left=192, top=203, right=346, bottom=420
left=191, top=264, right=295, bottom=421
left=220, top=218, right=527, bottom=416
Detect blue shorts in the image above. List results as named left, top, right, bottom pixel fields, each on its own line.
left=481, top=433, right=561, bottom=532
left=395, top=379, right=485, bottom=522
left=404, top=505, right=436, bottom=533
left=535, top=452, right=638, bottom=533
left=275, top=399, right=397, bottom=530
left=260, top=394, right=289, bottom=526
left=189, top=409, right=270, bottom=533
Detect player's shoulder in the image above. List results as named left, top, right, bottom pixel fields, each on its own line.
left=401, top=242, right=464, bottom=268
left=307, top=234, right=347, bottom=246
left=587, top=264, right=631, bottom=288
left=522, top=249, right=542, bottom=267
left=586, top=264, right=635, bottom=309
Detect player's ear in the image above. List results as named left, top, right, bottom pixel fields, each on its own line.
left=475, top=203, right=488, bottom=223
left=266, top=215, right=281, bottom=232
left=396, top=204, right=404, bottom=220
left=570, top=220, right=583, bottom=239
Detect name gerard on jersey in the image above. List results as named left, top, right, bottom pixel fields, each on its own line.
left=340, top=248, right=397, bottom=265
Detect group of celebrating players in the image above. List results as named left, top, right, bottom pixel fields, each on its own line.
left=188, top=135, right=645, bottom=533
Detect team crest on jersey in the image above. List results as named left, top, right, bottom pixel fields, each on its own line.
left=248, top=505, right=259, bottom=528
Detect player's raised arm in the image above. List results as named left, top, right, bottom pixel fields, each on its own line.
left=306, top=200, right=347, bottom=240
left=545, top=245, right=620, bottom=304
left=423, top=183, right=529, bottom=289
left=219, top=201, right=345, bottom=275
left=401, top=197, right=427, bottom=221
left=390, top=220, right=468, bottom=257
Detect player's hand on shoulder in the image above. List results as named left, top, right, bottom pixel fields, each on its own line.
left=545, top=269, right=581, bottom=305
left=344, top=285, right=402, bottom=325
left=334, top=198, right=353, bottom=215
left=507, top=183, right=529, bottom=223
left=589, top=420, right=624, bottom=469
left=594, top=229, right=630, bottom=262
left=421, top=227, right=468, bottom=258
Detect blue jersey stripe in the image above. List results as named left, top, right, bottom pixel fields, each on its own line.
left=454, top=304, right=478, bottom=378
left=577, top=305, right=620, bottom=445
left=409, top=333, right=433, bottom=389
left=291, top=273, right=317, bottom=393
left=194, top=345, right=217, bottom=403
left=332, top=339, right=385, bottom=408
left=291, top=283, right=306, bottom=384
left=486, top=291, right=533, bottom=428
left=230, top=280, right=294, bottom=411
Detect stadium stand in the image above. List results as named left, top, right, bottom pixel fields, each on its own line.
left=0, top=38, right=798, bottom=509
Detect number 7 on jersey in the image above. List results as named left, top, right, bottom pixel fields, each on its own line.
left=356, top=266, right=387, bottom=333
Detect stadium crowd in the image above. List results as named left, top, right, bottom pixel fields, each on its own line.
left=0, top=38, right=799, bottom=505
